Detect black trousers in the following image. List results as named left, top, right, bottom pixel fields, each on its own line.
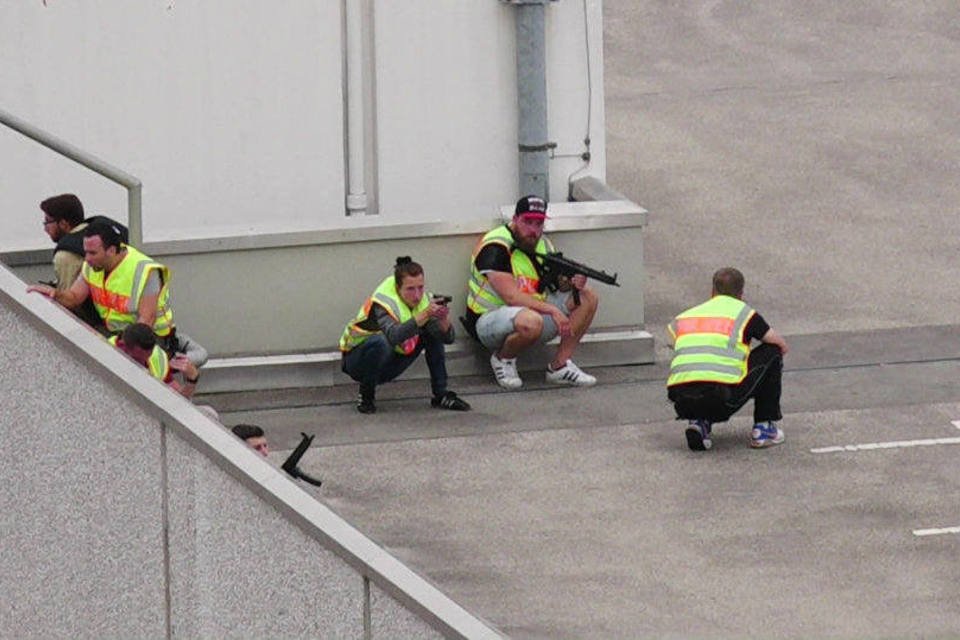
left=341, top=331, right=449, bottom=397
left=668, top=343, right=783, bottom=424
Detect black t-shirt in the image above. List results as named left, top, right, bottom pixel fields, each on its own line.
left=743, top=312, right=770, bottom=343
left=464, top=228, right=544, bottom=336
left=474, top=242, right=513, bottom=274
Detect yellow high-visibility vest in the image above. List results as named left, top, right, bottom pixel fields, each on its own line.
left=466, top=225, right=553, bottom=315
left=339, top=275, right=432, bottom=355
left=82, top=245, right=174, bottom=337
left=667, top=295, right=755, bottom=386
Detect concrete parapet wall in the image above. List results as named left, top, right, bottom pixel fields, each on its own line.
left=0, top=302, right=168, bottom=637
left=2, top=200, right=651, bottom=392
left=0, top=265, right=503, bottom=638
left=3, top=200, right=648, bottom=358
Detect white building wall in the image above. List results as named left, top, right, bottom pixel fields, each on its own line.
left=0, top=0, right=606, bottom=249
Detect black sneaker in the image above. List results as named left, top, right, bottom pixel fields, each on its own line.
left=357, top=385, right=376, bottom=414
left=684, top=419, right=713, bottom=451
left=431, top=391, right=471, bottom=411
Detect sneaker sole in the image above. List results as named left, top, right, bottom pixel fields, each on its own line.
left=750, top=437, right=784, bottom=448
left=685, top=427, right=712, bottom=451
left=432, top=402, right=472, bottom=411
left=545, top=377, right=597, bottom=387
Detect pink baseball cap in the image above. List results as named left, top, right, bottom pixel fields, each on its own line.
left=514, top=195, right=548, bottom=219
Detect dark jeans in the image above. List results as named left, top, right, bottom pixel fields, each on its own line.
left=668, top=343, right=783, bottom=424
left=341, top=332, right=448, bottom=397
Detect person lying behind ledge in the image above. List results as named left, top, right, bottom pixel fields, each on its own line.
left=109, top=322, right=200, bottom=399
left=231, top=424, right=269, bottom=457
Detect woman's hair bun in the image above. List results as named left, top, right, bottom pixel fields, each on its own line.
left=395, top=256, right=412, bottom=266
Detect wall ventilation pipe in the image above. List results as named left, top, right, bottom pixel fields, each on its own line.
left=345, top=0, right=368, bottom=215
left=505, top=0, right=556, bottom=200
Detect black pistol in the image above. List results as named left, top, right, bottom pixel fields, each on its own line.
left=281, top=432, right=323, bottom=487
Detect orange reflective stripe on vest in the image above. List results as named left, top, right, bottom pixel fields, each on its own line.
left=673, top=316, right=736, bottom=337
left=89, top=287, right=131, bottom=313
left=667, top=295, right=754, bottom=386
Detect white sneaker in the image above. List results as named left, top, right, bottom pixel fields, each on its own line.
left=490, top=353, right=523, bottom=389
left=545, top=360, right=596, bottom=386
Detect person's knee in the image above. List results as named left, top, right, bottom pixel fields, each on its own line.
left=183, top=341, right=208, bottom=368
left=352, top=336, right=392, bottom=369
left=420, top=338, right=445, bottom=362
left=755, top=343, right=783, bottom=367
left=420, top=330, right=444, bottom=350
left=578, top=287, right=599, bottom=312
left=513, top=309, right=544, bottom=340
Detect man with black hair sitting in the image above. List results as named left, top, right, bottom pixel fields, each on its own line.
left=37, top=193, right=128, bottom=331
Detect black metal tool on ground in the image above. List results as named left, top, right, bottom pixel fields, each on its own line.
left=281, top=432, right=323, bottom=487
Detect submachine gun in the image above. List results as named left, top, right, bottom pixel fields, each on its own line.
left=529, top=251, right=620, bottom=305
left=281, top=432, right=323, bottom=487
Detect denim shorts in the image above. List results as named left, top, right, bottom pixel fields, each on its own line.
left=475, top=290, right=571, bottom=351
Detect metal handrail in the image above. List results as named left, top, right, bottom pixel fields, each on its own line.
left=0, top=107, right=143, bottom=246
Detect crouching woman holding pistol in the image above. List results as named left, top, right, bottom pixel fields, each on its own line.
left=339, top=256, right=471, bottom=414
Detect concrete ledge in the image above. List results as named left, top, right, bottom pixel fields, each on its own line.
left=199, top=326, right=654, bottom=393
left=3, top=197, right=651, bottom=378
left=0, top=199, right=646, bottom=263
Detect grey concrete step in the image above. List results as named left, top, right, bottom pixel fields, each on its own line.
left=199, top=326, right=654, bottom=393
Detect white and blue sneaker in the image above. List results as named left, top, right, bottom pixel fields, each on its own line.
left=685, top=419, right=712, bottom=451
left=750, top=421, right=785, bottom=448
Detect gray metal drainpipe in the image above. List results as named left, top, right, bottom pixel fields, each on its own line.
left=506, top=0, right=555, bottom=201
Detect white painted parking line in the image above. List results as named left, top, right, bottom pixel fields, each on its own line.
left=913, top=526, right=960, bottom=537
left=952, top=420, right=960, bottom=430
left=811, top=437, right=960, bottom=454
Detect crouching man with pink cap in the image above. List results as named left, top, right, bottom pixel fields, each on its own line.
left=462, top=195, right=599, bottom=389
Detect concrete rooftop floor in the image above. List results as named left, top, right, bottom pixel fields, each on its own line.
left=200, top=3, right=960, bottom=638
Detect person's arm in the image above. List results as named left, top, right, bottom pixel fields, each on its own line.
left=423, top=305, right=455, bottom=344
left=373, top=304, right=420, bottom=347
left=136, top=270, right=161, bottom=327
left=26, top=275, right=90, bottom=309
left=168, top=354, right=199, bottom=398
left=761, top=327, right=789, bottom=355
left=745, top=311, right=788, bottom=355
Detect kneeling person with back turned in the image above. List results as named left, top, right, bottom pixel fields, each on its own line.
left=667, top=267, right=789, bottom=451
left=340, top=257, right=470, bottom=414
